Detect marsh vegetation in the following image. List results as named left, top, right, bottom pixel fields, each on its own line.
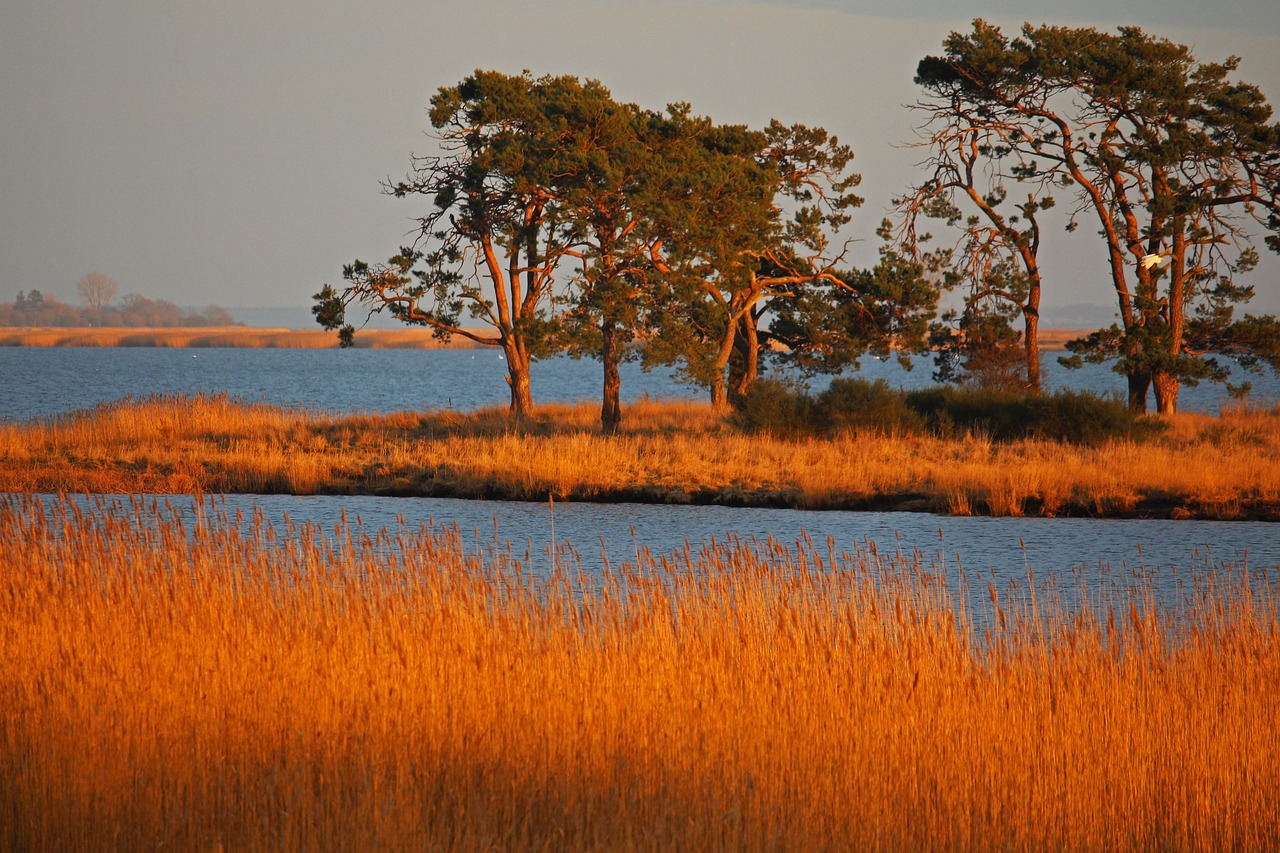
left=2, top=393, right=1279, bottom=519
left=2, top=494, right=1276, bottom=850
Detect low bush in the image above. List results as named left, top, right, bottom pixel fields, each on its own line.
left=905, top=386, right=1155, bottom=444
left=736, top=377, right=1153, bottom=445
left=815, top=377, right=925, bottom=435
left=730, top=377, right=816, bottom=437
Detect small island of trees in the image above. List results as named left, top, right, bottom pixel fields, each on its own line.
left=316, top=22, right=1280, bottom=430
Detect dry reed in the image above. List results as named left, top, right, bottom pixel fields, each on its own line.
left=2, top=394, right=1279, bottom=519
left=1, top=494, right=1276, bottom=851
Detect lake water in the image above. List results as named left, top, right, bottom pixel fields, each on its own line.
left=2, top=346, right=1277, bottom=423
left=3, top=346, right=1277, bottom=606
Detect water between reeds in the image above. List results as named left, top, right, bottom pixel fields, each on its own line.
left=35, top=491, right=1280, bottom=617
left=5, top=345, right=1278, bottom=613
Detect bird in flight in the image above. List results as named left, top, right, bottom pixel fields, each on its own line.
left=1140, top=253, right=1170, bottom=269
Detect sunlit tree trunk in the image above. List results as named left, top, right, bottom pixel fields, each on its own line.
left=728, top=313, right=761, bottom=407
left=504, top=343, right=533, bottom=419
left=1152, top=371, right=1179, bottom=415
left=600, top=318, right=622, bottom=435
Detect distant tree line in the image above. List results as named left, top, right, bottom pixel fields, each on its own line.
left=317, top=21, right=1280, bottom=426
left=2, top=273, right=238, bottom=328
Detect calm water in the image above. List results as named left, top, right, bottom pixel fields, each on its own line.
left=3, top=346, right=1277, bottom=605
left=38, top=492, right=1280, bottom=614
left=1, top=346, right=1277, bottom=422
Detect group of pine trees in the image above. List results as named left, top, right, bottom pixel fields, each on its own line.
left=316, top=21, right=1280, bottom=428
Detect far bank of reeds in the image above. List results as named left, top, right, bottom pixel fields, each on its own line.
left=0, top=326, right=483, bottom=348
left=2, top=494, right=1277, bottom=850
left=0, top=325, right=1087, bottom=349
left=2, top=391, right=1278, bottom=519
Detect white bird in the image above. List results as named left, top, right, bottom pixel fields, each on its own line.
left=1140, top=253, right=1170, bottom=270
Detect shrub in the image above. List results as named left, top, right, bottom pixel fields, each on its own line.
left=1025, top=389, right=1162, bottom=444
left=736, top=377, right=1155, bottom=445
left=732, top=378, right=816, bottom=437
left=905, top=386, right=1154, bottom=444
left=815, top=378, right=924, bottom=436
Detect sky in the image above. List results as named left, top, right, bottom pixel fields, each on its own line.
left=3, top=0, right=1278, bottom=327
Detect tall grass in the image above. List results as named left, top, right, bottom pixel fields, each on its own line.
left=1, top=494, right=1277, bottom=850
left=3, top=394, right=1280, bottom=518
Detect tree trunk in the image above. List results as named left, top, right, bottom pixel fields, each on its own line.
left=600, top=318, right=622, bottom=435
left=1126, top=370, right=1151, bottom=414
left=728, top=314, right=760, bottom=407
left=504, top=345, right=533, bottom=419
left=709, top=311, right=737, bottom=412
left=1023, top=302, right=1041, bottom=393
left=1152, top=370, right=1180, bottom=415
left=710, top=375, right=728, bottom=411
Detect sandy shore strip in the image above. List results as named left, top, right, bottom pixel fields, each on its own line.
left=0, top=326, right=1089, bottom=350
left=0, top=326, right=488, bottom=348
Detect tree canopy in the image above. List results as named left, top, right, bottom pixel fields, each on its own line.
left=319, top=70, right=914, bottom=430
left=913, top=20, right=1280, bottom=412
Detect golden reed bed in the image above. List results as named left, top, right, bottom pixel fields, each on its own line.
left=1, top=494, right=1276, bottom=850
left=2, top=394, right=1280, bottom=518
left=0, top=326, right=484, bottom=348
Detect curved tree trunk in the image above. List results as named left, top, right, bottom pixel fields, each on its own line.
left=600, top=318, right=622, bottom=435
left=709, top=311, right=738, bottom=412
left=727, top=313, right=761, bottom=407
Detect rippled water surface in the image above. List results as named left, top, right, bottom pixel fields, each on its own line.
left=5, top=347, right=1277, bottom=606
left=39, top=492, right=1279, bottom=612
left=2, top=346, right=1277, bottom=422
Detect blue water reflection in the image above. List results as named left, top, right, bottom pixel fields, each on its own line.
left=59, top=492, right=1277, bottom=611
left=3, top=347, right=1276, bottom=422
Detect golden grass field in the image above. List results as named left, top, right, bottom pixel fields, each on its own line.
left=2, top=393, right=1279, bottom=519
left=0, top=326, right=484, bottom=348
left=1, top=493, right=1276, bottom=851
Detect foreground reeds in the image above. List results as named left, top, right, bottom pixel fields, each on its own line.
left=2, top=393, right=1280, bottom=518
left=1, top=494, right=1277, bottom=851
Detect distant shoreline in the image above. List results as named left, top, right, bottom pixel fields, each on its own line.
left=0, top=326, right=486, bottom=349
left=0, top=326, right=1087, bottom=350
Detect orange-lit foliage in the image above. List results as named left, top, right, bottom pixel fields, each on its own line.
left=2, top=495, right=1277, bottom=850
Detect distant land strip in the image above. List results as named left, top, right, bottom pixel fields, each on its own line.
left=0, top=326, right=486, bottom=349
left=0, top=326, right=1087, bottom=350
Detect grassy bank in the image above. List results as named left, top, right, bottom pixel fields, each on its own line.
left=2, top=494, right=1276, bottom=850
left=0, top=326, right=483, bottom=348
left=2, top=394, right=1279, bottom=519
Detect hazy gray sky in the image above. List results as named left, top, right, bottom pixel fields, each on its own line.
left=3, top=0, right=1278, bottom=321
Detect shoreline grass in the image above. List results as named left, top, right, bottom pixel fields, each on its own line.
left=2, top=393, right=1279, bottom=519
left=2, top=494, right=1277, bottom=850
